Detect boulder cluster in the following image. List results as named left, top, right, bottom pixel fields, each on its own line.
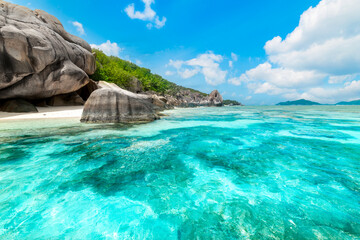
left=0, top=0, right=227, bottom=123
left=80, top=82, right=224, bottom=123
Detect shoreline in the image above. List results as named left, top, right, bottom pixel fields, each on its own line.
left=1, top=105, right=357, bottom=123
left=0, top=106, right=84, bottom=122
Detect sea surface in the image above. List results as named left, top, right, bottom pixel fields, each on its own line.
left=0, top=106, right=360, bottom=239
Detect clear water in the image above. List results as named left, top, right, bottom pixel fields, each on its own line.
left=0, top=106, right=360, bottom=239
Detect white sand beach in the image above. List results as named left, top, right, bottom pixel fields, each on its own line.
left=0, top=106, right=84, bottom=121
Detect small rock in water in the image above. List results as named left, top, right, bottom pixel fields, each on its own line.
left=81, top=88, right=158, bottom=123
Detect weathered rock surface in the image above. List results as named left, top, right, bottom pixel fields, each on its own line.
left=0, top=0, right=96, bottom=100
left=151, top=94, right=166, bottom=110
left=98, top=81, right=124, bottom=91
left=208, top=90, right=223, bottom=106
left=155, top=89, right=223, bottom=108
left=47, top=92, right=85, bottom=106
left=81, top=88, right=158, bottom=123
left=0, top=98, right=38, bottom=112
left=128, top=77, right=143, bottom=93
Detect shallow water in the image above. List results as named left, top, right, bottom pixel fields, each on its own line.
left=0, top=106, right=360, bottom=239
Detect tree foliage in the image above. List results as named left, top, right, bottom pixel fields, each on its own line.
left=90, top=49, right=206, bottom=96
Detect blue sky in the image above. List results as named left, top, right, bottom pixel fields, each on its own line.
left=9, top=0, right=360, bottom=105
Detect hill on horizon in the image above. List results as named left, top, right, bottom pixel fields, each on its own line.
left=277, top=99, right=321, bottom=106
left=336, top=99, right=360, bottom=105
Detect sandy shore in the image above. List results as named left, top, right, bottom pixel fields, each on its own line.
left=0, top=106, right=84, bottom=121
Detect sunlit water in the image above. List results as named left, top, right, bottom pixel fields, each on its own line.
left=0, top=106, right=360, bottom=239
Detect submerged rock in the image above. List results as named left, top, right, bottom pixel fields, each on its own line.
left=0, top=99, right=38, bottom=112
left=81, top=88, right=158, bottom=123
left=0, top=0, right=96, bottom=100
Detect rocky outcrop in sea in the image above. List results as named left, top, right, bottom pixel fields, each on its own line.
left=81, top=88, right=158, bottom=123
left=80, top=81, right=224, bottom=123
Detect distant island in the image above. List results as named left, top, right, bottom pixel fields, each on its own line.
left=336, top=99, right=360, bottom=105
left=276, top=99, right=360, bottom=106
left=276, top=99, right=321, bottom=106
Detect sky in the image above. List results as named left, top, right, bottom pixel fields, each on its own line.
left=8, top=0, right=360, bottom=105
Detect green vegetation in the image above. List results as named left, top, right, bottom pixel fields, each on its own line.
left=277, top=99, right=321, bottom=106
left=90, top=49, right=207, bottom=96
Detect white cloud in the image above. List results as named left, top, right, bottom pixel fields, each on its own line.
left=300, top=80, right=360, bottom=103
left=168, top=60, right=184, bottom=69
left=178, top=68, right=200, bottom=79
left=125, top=0, right=166, bottom=29
left=154, top=16, right=167, bottom=29
left=231, top=52, right=238, bottom=61
left=228, top=74, right=247, bottom=86
left=125, top=0, right=156, bottom=21
left=265, top=0, right=360, bottom=75
left=146, top=23, right=153, bottom=29
left=165, top=71, right=175, bottom=76
left=328, top=74, right=358, bottom=84
left=328, top=74, right=357, bottom=84
left=168, top=52, right=227, bottom=86
left=268, top=35, right=360, bottom=75
left=245, top=62, right=325, bottom=88
left=135, top=59, right=143, bottom=66
left=248, top=82, right=298, bottom=96
left=237, top=0, right=360, bottom=103
left=229, top=53, right=238, bottom=68
left=71, top=21, right=85, bottom=35
left=90, top=40, right=122, bottom=57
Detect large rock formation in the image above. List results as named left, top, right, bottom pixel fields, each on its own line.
left=151, top=94, right=167, bottom=110
left=128, top=77, right=143, bottom=93
left=0, top=0, right=96, bottom=100
left=208, top=90, right=223, bottom=106
left=159, top=89, right=223, bottom=108
left=81, top=88, right=158, bottom=123
left=46, top=92, right=85, bottom=106
left=81, top=82, right=224, bottom=123
left=0, top=99, right=38, bottom=112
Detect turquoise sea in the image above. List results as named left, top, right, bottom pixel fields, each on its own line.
left=0, top=106, right=360, bottom=239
